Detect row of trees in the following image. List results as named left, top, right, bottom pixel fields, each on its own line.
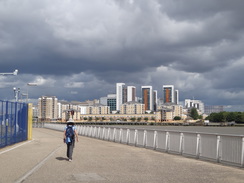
left=206, top=111, right=244, bottom=123
left=83, top=117, right=155, bottom=122
left=177, top=108, right=244, bottom=123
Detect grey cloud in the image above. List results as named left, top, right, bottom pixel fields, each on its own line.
left=1, top=0, right=244, bottom=109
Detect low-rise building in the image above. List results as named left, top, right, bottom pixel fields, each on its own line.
left=120, top=101, right=145, bottom=114
left=86, top=104, right=110, bottom=115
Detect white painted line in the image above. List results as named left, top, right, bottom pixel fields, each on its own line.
left=0, top=140, right=34, bottom=155
left=15, top=145, right=63, bottom=183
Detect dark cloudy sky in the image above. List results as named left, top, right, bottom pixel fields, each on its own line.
left=1, top=0, right=244, bottom=110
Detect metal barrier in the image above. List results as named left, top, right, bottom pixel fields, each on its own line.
left=44, top=124, right=244, bottom=168
left=32, top=122, right=44, bottom=128
left=0, top=100, right=28, bottom=148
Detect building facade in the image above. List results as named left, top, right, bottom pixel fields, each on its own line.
left=116, top=83, right=125, bottom=111
left=153, top=90, right=158, bottom=111
left=120, top=101, right=145, bottom=114
left=127, top=86, right=136, bottom=102
left=86, top=104, right=110, bottom=115
left=158, top=104, right=183, bottom=120
left=38, top=96, right=58, bottom=121
left=141, top=86, right=153, bottom=111
left=174, top=90, right=179, bottom=105
left=107, top=94, right=116, bottom=113
left=185, top=99, right=205, bottom=114
left=163, top=85, right=174, bottom=104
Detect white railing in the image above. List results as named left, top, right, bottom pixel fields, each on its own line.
left=44, top=124, right=244, bottom=168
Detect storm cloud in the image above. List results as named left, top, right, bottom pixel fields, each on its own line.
left=1, top=0, right=244, bottom=109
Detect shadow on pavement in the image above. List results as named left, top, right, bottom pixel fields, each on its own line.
left=56, top=157, right=68, bottom=161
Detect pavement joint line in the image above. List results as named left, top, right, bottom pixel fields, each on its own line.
left=14, top=144, right=63, bottom=183
left=0, top=140, right=34, bottom=155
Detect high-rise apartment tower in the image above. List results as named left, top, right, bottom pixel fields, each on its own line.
left=163, top=85, right=175, bottom=104
left=116, top=83, right=125, bottom=111
left=141, top=86, right=153, bottom=111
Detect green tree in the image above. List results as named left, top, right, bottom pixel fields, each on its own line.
left=236, top=112, right=244, bottom=122
left=190, top=108, right=199, bottom=120
left=130, top=117, right=136, bottom=122
left=88, top=117, right=92, bottom=121
left=219, top=111, right=228, bottom=122
left=174, top=116, right=181, bottom=120
left=144, top=117, right=149, bottom=122
left=226, top=112, right=236, bottom=122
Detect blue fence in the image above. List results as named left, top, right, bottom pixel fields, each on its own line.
left=0, top=100, right=28, bottom=148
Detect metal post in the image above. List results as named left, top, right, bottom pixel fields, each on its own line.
left=153, top=131, right=157, bottom=150
left=134, top=130, right=138, bottom=146
left=196, top=134, right=201, bottom=159
left=143, top=130, right=147, bottom=148
left=112, top=128, right=116, bottom=142
left=216, top=135, right=221, bottom=163
left=241, top=137, right=244, bottom=167
left=179, top=133, right=184, bottom=155
left=166, top=131, right=169, bottom=152
left=119, top=128, right=122, bottom=143
left=126, top=129, right=130, bottom=145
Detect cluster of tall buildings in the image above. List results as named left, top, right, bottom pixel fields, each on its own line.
left=104, top=83, right=179, bottom=113
left=37, top=83, right=179, bottom=121
left=36, top=83, right=223, bottom=122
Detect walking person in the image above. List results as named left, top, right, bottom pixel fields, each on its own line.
left=63, top=118, right=79, bottom=161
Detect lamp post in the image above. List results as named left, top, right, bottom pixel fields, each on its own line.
left=0, top=69, right=18, bottom=101
left=0, top=69, right=18, bottom=76
left=13, top=87, right=20, bottom=102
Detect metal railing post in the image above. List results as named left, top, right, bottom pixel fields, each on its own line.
left=216, top=135, right=221, bottom=163
left=143, top=130, right=147, bottom=148
left=153, top=131, right=157, bottom=150
left=112, top=128, right=116, bottom=142
left=166, top=131, right=169, bottom=152
left=119, top=128, right=122, bottom=143
left=134, top=130, right=138, bottom=146
left=241, top=137, right=244, bottom=167
left=196, top=134, right=201, bottom=159
left=179, top=132, right=184, bottom=155
left=126, top=129, right=130, bottom=145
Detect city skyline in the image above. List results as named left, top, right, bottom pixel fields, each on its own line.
left=1, top=80, right=244, bottom=112
left=1, top=1, right=244, bottom=112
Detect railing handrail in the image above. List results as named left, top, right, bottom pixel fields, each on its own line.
left=43, top=123, right=244, bottom=168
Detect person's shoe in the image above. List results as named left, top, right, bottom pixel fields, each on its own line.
left=69, top=159, right=72, bottom=162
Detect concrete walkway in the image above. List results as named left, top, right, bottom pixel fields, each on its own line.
left=0, top=128, right=243, bottom=183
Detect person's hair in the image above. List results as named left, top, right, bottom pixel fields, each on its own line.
left=67, top=123, right=74, bottom=126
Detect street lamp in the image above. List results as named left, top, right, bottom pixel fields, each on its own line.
left=27, top=83, right=37, bottom=86
left=13, top=87, right=20, bottom=102
left=0, top=69, right=18, bottom=76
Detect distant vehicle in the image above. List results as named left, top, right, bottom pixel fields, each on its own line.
left=204, top=120, right=210, bottom=126
left=227, top=121, right=236, bottom=126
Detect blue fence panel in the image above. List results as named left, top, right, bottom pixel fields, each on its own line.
left=0, top=100, right=28, bottom=148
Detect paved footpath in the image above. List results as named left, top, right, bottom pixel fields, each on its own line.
left=0, top=128, right=243, bottom=183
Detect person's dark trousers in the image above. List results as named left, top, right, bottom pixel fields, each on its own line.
left=67, top=140, right=75, bottom=160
